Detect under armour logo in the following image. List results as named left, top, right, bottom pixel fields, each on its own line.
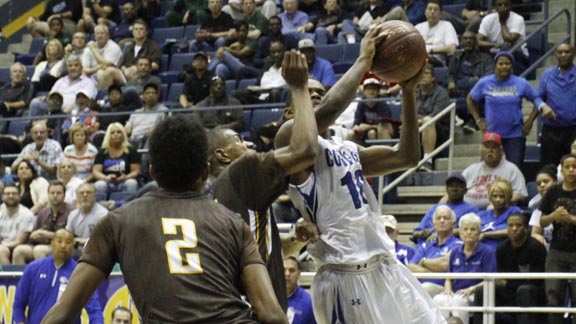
left=356, top=263, right=367, bottom=270
left=40, top=274, right=47, bottom=279
left=351, top=299, right=361, bottom=305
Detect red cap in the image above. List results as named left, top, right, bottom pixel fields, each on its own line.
left=482, top=132, right=502, bottom=144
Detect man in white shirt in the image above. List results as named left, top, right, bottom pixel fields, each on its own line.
left=477, top=0, right=528, bottom=68
left=82, top=24, right=123, bottom=89
left=0, top=184, right=35, bottom=265
left=415, top=0, right=459, bottom=67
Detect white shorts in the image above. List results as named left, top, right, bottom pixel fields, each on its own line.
left=312, top=255, right=446, bottom=324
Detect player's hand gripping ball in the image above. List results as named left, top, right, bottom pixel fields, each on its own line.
left=372, top=20, right=427, bottom=83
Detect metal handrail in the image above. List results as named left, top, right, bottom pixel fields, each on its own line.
left=376, top=101, right=456, bottom=207
left=298, top=271, right=576, bottom=324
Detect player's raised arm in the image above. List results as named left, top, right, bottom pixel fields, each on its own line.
left=314, top=26, right=386, bottom=133
left=274, top=26, right=385, bottom=149
left=359, top=67, right=425, bottom=177
left=41, top=263, right=106, bottom=324
left=273, top=51, right=318, bottom=175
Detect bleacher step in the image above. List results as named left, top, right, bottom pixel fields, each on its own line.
left=435, top=156, right=478, bottom=171
left=381, top=204, right=432, bottom=220
left=397, top=185, right=444, bottom=199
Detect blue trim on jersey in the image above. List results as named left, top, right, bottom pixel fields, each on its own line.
left=331, top=289, right=345, bottom=324
left=296, top=171, right=319, bottom=224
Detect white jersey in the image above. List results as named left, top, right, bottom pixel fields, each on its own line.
left=289, top=136, right=395, bottom=266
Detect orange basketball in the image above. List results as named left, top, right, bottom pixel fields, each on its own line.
left=372, top=20, right=427, bottom=83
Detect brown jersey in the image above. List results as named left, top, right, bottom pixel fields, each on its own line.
left=80, top=191, right=263, bottom=323
left=213, top=151, right=289, bottom=311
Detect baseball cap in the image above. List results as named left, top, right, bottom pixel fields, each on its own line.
left=381, top=214, right=397, bottom=230
left=482, top=132, right=502, bottom=145
left=76, top=89, right=95, bottom=100
left=363, top=78, right=383, bottom=87
left=445, top=172, right=466, bottom=186
left=298, top=39, right=316, bottom=50
left=193, top=51, right=208, bottom=60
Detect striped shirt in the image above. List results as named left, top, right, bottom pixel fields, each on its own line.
left=63, top=144, right=98, bottom=179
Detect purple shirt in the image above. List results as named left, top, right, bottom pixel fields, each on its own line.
left=279, top=10, right=309, bottom=34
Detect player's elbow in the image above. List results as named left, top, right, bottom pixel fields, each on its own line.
left=293, top=142, right=319, bottom=168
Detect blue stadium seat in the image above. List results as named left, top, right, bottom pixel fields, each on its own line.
left=166, top=82, right=184, bottom=103
left=184, top=25, right=200, bottom=39
left=527, top=29, right=545, bottom=67
left=151, top=27, right=184, bottom=45
left=26, top=65, right=34, bottom=80
left=160, top=54, right=169, bottom=72
left=160, top=84, right=169, bottom=102
left=443, top=3, right=465, bottom=16
left=332, top=61, right=352, bottom=74
left=6, top=119, right=30, bottom=137
left=237, top=78, right=257, bottom=91
left=168, top=53, right=193, bottom=71
left=341, top=43, right=361, bottom=62
left=250, top=108, right=283, bottom=130
left=1, top=264, right=26, bottom=272
left=226, top=80, right=236, bottom=93
left=151, top=17, right=167, bottom=29
left=524, top=144, right=540, bottom=163
left=434, top=67, right=449, bottom=87
left=240, top=110, right=253, bottom=139
left=0, top=67, right=11, bottom=84
left=160, top=0, right=175, bottom=15
left=316, top=44, right=343, bottom=63
left=29, top=37, right=46, bottom=54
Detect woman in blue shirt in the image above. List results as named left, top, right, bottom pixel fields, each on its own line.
left=479, top=178, right=523, bottom=249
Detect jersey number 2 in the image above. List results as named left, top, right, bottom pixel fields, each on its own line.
left=340, top=170, right=368, bottom=209
left=162, top=218, right=204, bottom=274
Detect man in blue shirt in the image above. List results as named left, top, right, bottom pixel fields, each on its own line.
left=408, top=205, right=463, bottom=297
left=298, top=39, right=336, bottom=87
left=284, top=256, right=316, bottom=324
left=537, top=42, right=576, bottom=166
left=13, top=229, right=103, bottom=324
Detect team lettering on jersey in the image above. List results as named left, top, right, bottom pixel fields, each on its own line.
left=488, top=85, right=518, bottom=97
left=324, top=146, right=360, bottom=168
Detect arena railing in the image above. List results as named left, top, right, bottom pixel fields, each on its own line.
left=299, top=271, right=576, bottom=324
left=368, top=100, right=456, bottom=207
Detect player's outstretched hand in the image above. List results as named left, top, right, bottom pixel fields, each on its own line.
left=282, top=50, right=309, bottom=89
left=399, top=65, right=426, bottom=92
left=359, top=25, right=388, bottom=69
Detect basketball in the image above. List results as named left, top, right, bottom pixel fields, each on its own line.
left=372, top=20, right=427, bottom=83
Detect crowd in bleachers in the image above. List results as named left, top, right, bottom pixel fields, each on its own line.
left=0, top=0, right=574, bottom=323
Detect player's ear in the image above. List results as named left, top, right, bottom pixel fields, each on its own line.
left=215, top=148, right=230, bottom=163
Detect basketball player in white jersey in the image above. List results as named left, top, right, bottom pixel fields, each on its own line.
left=275, top=26, right=446, bottom=323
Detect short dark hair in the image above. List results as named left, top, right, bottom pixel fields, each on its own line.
left=149, top=115, right=208, bottom=192
left=132, top=18, right=148, bottom=30
left=427, top=0, right=442, bottom=10
left=560, top=154, right=576, bottom=167
left=2, top=183, right=18, bottom=194
left=111, top=306, right=132, bottom=321
left=142, top=82, right=159, bottom=93
left=48, top=179, right=67, bottom=194
left=284, top=256, right=300, bottom=270
left=508, top=212, right=528, bottom=226
left=537, top=164, right=558, bottom=181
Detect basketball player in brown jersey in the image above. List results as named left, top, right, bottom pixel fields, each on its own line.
left=42, top=50, right=315, bottom=324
